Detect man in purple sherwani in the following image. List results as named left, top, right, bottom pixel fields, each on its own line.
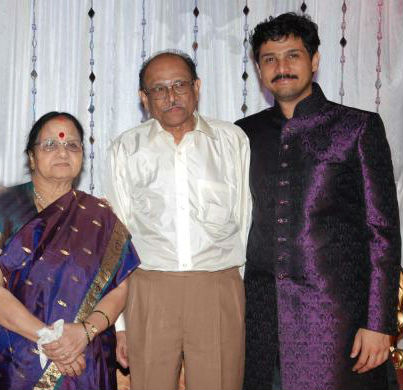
left=235, top=12, right=401, bottom=390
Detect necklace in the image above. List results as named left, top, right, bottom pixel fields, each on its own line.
left=33, top=187, right=49, bottom=209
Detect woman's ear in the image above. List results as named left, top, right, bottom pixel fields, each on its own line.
left=28, top=151, right=35, bottom=171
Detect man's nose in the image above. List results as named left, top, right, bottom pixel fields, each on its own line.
left=166, top=85, right=177, bottom=102
left=275, top=57, right=290, bottom=74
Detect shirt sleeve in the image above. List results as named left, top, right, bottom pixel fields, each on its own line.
left=105, top=140, right=132, bottom=228
left=234, top=126, right=253, bottom=255
left=358, top=112, right=401, bottom=334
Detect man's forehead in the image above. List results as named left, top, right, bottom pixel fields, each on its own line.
left=260, top=36, right=306, bottom=53
left=145, top=55, right=191, bottom=79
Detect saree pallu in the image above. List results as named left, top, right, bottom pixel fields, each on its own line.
left=0, top=182, right=140, bottom=390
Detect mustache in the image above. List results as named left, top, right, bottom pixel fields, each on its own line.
left=271, top=74, right=298, bottom=83
left=162, top=103, right=184, bottom=112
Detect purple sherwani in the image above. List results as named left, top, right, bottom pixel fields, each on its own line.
left=236, top=83, right=401, bottom=390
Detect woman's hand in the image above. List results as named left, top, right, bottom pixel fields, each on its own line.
left=55, top=354, right=86, bottom=377
left=42, top=323, right=88, bottom=365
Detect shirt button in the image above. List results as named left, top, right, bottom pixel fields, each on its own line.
left=277, top=237, right=287, bottom=243
left=277, top=272, right=288, bottom=280
left=283, top=144, right=289, bottom=151
left=279, top=180, right=289, bottom=187
left=182, top=263, right=188, bottom=268
left=281, top=162, right=288, bottom=168
left=284, top=127, right=291, bottom=133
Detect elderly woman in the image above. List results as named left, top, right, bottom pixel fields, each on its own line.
left=0, top=112, right=140, bottom=389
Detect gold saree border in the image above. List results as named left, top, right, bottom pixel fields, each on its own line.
left=34, top=219, right=128, bottom=390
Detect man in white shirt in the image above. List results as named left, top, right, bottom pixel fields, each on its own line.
left=106, top=50, right=251, bottom=390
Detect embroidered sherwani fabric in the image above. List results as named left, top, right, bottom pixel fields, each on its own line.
left=106, top=112, right=252, bottom=272
left=235, top=83, right=401, bottom=390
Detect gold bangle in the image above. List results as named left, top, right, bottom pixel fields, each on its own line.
left=81, top=321, right=91, bottom=345
left=92, top=309, right=110, bottom=328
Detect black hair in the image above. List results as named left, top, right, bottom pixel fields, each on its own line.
left=250, top=12, right=320, bottom=63
left=25, top=111, right=84, bottom=156
left=139, top=50, right=199, bottom=91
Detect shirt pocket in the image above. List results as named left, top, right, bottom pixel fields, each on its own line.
left=197, top=179, right=231, bottom=225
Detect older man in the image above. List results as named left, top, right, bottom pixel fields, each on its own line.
left=106, top=50, right=251, bottom=390
left=235, top=12, right=401, bottom=390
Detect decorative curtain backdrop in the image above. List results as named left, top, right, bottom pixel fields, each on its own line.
left=0, top=0, right=402, bottom=245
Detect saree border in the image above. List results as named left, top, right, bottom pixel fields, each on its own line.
left=33, top=219, right=128, bottom=390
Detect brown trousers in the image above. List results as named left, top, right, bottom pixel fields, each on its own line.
left=125, top=267, right=245, bottom=390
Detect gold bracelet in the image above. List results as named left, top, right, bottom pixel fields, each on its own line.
left=92, top=309, right=110, bottom=328
left=81, top=321, right=91, bottom=345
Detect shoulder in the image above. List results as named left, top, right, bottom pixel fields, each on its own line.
left=108, top=119, right=154, bottom=155
left=75, top=191, right=131, bottom=238
left=235, top=108, right=276, bottom=134
left=325, top=101, right=380, bottom=123
left=201, top=115, right=249, bottom=144
left=0, top=182, right=32, bottom=201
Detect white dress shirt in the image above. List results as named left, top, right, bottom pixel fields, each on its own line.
left=106, top=112, right=251, bottom=273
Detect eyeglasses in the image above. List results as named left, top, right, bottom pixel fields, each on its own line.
left=34, top=138, right=83, bottom=152
left=143, top=80, right=195, bottom=100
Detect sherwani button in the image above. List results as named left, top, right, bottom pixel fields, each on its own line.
left=281, top=162, right=288, bottom=168
left=279, top=200, right=289, bottom=206
left=277, top=272, right=288, bottom=280
left=277, top=237, right=287, bottom=243
left=283, top=144, right=289, bottom=150
left=279, top=180, right=289, bottom=187
left=277, top=218, right=288, bottom=224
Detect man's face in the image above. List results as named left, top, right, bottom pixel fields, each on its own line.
left=257, top=35, right=319, bottom=104
left=139, top=54, right=201, bottom=131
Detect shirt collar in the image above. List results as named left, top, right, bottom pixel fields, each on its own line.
left=149, top=111, right=217, bottom=142
left=273, top=82, right=328, bottom=119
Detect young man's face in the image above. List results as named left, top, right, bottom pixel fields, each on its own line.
left=257, top=34, right=319, bottom=105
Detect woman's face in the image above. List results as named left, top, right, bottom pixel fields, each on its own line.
left=30, top=117, right=83, bottom=185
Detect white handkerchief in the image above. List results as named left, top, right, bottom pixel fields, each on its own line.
left=36, top=319, right=64, bottom=369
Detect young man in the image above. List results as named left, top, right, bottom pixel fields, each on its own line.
left=235, top=12, right=401, bottom=390
left=106, top=50, right=251, bottom=390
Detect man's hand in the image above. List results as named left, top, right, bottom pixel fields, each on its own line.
left=116, top=331, right=129, bottom=368
left=351, top=328, right=391, bottom=373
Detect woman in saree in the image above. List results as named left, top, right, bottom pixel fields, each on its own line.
left=0, top=111, right=140, bottom=389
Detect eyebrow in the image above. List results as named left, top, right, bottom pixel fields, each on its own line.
left=261, top=48, right=304, bottom=57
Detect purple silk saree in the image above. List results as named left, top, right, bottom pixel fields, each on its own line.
left=0, top=182, right=140, bottom=390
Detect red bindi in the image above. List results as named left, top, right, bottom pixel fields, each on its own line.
left=59, top=132, right=65, bottom=138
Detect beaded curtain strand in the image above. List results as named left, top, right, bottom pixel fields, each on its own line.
left=339, top=1, right=347, bottom=104
left=375, top=0, right=383, bottom=112
left=241, top=2, right=249, bottom=117
left=192, top=1, right=199, bottom=66
left=31, top=0, right=38, bottom=124
left=88, top=2, right=95, bottom=194
left=141, top=0, right=147, bottom=64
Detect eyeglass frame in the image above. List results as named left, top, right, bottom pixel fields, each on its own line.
left=142, top=79, right=195, bottom=100
left=33, top=138, right=84, bottom=153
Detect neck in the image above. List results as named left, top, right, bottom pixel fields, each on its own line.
left=277, top=83, right=314, bottom=119
left=278, top=101, right=297, bottom=119
left=164, top=116, right=195, bottom=145
left=32, top=176, right=72, bottom=207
